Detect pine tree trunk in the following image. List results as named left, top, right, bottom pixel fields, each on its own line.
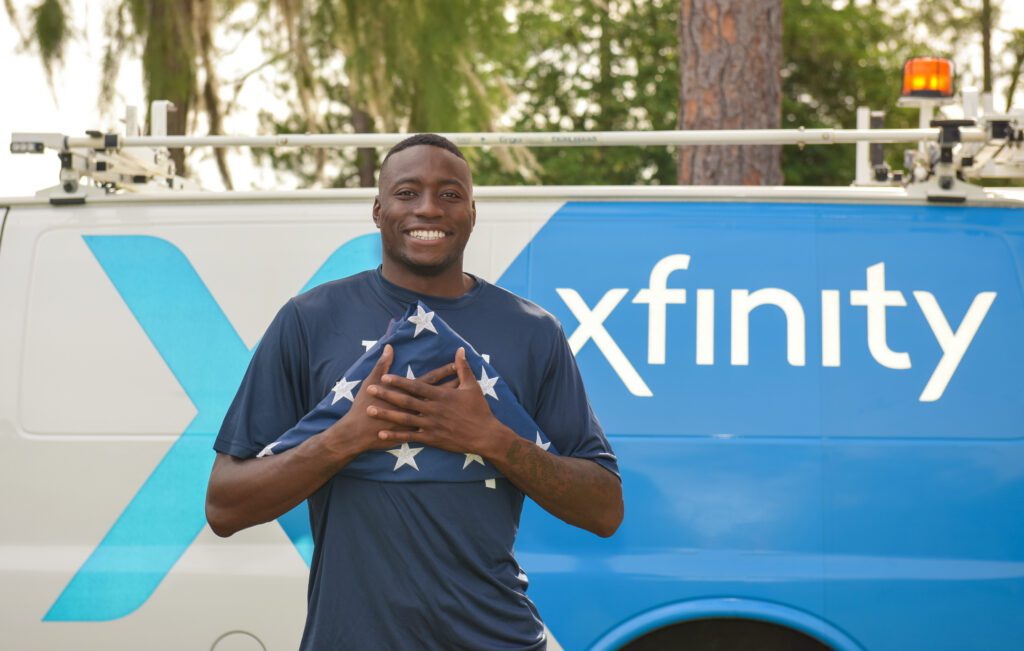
left=981, top=0, right=993, bottom=93
left=677, top=0, right=782, bottom=185
left=351, top=107, right=377, bottom=188
left=196, top=0, right=232, bottom=189
left=144, top=0, right=196, bottom=178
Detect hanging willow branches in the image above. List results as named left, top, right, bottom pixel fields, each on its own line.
left=252, top=0, right=535, bottom=186
left=7, top=0, right=237, bottom=186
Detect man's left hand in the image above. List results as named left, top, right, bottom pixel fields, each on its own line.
left=367, top=346, right=623, bottom=538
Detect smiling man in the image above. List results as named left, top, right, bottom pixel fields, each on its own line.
left=206, top=134, right=623, bottom=650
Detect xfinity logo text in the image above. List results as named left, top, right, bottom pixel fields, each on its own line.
left=557, top=254, right=996, bottom=402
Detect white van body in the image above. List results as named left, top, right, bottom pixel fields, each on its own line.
left=3, top=184, right=1024, bottom=650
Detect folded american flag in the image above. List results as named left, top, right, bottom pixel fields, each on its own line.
left=258, top=301, right=558, bottom=483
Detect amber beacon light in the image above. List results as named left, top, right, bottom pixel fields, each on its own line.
left=902, top=57, right=955, bottom=98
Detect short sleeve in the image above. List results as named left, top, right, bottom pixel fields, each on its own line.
left=214, top=299, right=310, bottom=459
left=533, top=323, right=620, bottom=479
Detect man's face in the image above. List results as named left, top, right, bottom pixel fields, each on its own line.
left=373, top=145, right=476, bottom=277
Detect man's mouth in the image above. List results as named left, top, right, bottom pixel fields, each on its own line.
left=407, top=229, right=449, bottom=241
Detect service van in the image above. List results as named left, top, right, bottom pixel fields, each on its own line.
left=3, top=59, right=1023, bottom=650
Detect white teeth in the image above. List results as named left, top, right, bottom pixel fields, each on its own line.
left=408, top=230, right=447, bottom=240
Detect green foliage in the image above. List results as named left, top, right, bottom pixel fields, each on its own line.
left=481, top=0, right=922, bottom=187
left=6, top=0, right=72, bottom=89
left=343, top=0, right=513, bottom=132
left=14, top=0, right=1017, bottom=188
left=1006, top=29, right=1024, bottom=111
left=781, top=0, right=920, bottom=185
left=31, top=0, right=68, bottom=76
left=137, top=1, right=197, bottom=123
left=474, top=0, right=679, bottom=186
left=917, top=0, right=999, bottom=88
left=253, top=0, right=523, bottom=187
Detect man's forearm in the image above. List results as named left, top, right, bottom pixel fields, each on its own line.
left=205, top=429, right=360, bottom=537
left=485, top=426, right=623, bottom=537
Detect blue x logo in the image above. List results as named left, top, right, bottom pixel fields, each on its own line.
left=45, top=233, right=381, bottom=621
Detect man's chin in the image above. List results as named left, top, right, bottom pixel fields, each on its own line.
left=394, top=255, right=457, bottom=278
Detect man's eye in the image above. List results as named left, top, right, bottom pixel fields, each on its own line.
left=442, top=191, right=461, bottom=199
left=396, top=189, right=415, bottom=197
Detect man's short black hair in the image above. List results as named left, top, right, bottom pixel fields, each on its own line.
left=382, top=133, right=466, bottom=166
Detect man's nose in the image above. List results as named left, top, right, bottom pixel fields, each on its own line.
left=414, top=194, right=444, bottom=219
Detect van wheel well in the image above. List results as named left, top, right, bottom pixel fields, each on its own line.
left=618, top=617, right=833, bottom=651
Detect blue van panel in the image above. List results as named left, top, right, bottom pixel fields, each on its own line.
left=499, top=201, right=1024, bottom=650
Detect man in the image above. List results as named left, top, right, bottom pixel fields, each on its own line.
left=206, top=134, right=623, bottom=650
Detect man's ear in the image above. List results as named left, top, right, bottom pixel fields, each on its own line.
left=372, top=196, right=382, bottom=229
left=470, top=199, right=477, bottom=229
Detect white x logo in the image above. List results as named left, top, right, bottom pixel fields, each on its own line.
left=555, top=288, right=652, bottom=397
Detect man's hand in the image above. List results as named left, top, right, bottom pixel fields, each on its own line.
left=366, top=347, right=508, bottom=458
left=367, top=347, right=623, bottom=538
left=205, top=344, right=457, bottom=538
left=322, top=344, right=459, bottom=459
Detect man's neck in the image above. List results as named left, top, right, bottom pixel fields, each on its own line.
left=381, top=261, right=475, bottom=298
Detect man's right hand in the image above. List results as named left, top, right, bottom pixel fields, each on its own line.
left=206, top=344, right=456, bottom=538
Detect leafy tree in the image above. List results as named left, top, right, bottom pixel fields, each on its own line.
left=1005, top=29, right=1024, bottom=111
left=474, top=0, right=680, bottom=186
left=253, top=0, right=527, bottom=187
left=918, top=0, right=1000, bottom=92
left=11, top=0, right=994, bottom=190
left=481, top=0, right=920, bottom=187
left=781, top=0, right=920, bottom=185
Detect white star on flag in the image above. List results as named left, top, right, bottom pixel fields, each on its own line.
left=406, top=365, right=416, bottom=380
left=257, top=441, right=281, bottom=458
left=535, top=431, right=551, bottom=451
left=408, top=305, right=438, bottom=337
left=331, top=377, right=361, bottom=405
left=478, top=367, right=499, bottom=400
left=387, top=443, right=424, bottom=471
left=463, top=453, right=485, bottom=469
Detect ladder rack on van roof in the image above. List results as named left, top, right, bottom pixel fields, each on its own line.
left=9, top=88, right=1024, bottom=204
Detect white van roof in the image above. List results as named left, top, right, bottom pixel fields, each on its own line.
left=4, top=185, right=1024, bottom=208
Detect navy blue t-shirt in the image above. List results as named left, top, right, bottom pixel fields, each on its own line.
left=215, top=268, right=619, bottom=650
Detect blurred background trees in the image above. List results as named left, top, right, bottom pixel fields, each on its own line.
left=6, top=0, right=1023, bottom=188
left=475, top=0, right=680, bottom=185
left=253, top=0, right=534, bottom=187
left=781, top=0, right=919, bottom=185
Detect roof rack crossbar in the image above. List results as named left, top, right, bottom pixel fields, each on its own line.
left=58, top=127, right=987, bottom=150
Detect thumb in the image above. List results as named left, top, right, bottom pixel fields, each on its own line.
left=455, top=347, right=475, bottom=387
left=367, top=344, right=393, bottom=383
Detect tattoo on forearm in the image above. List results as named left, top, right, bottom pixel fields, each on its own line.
left=502, top=436, right=620, bottom=535
left=504, top=438, right=574, bottom=500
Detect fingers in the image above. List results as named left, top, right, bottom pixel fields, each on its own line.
left=380, top=373, right=442, bottom=400
left=366, top=404, right=430, bottom=429
left=454, top=347, right=475, bottom=386
left=367, top=384, right=424, bottom=411
left=366, top=344, right=394, bottom=384
left=419, top=360, right=458, bottom=385
left=377, top=429, right=423, bottom=444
